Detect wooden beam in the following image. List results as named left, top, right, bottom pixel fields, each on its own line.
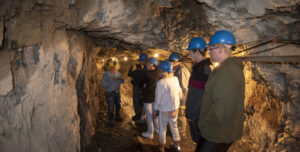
left=238, top=56, right=300, bottom=63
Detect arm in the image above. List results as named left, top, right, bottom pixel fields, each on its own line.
left=178, top=66, right=191, bottom=104
left=101, top=73, right=110, bottom=89
left=153, top=82, right=163, bottom=111
left=128, top=66, right=134, bottom=77
left=116, top=71, right=125, bottom=84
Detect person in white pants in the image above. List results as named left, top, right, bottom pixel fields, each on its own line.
left=140, top=58, right=160, bottom=139
left=153, top=60, right=182, bottom=152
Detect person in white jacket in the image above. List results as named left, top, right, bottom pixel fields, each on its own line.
left=153, top=61, right=182, bottom=152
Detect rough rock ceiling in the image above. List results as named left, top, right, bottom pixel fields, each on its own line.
left=197, top=0, right=300, bottom=44
left=0, top=0, right=210, bottom=50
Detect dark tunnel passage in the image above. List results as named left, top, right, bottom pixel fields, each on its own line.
left=0, top=0, right=299, bottom=152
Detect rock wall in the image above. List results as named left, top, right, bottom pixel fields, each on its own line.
left=196, top=0, right=300, bottom=151
left=235, top=62, right=300, bottom=151
left=76, top=47, right=103, bottom=151
left=0, top=30, right=92, bottom=152
left=0, top=0, right=106, bottom=151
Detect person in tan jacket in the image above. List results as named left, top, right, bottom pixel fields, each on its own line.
left=153, top=61, right=182, bottom=152
left=197, top=30, right=245, bottom=152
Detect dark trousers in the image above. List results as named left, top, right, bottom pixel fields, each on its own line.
left=105, top=90, right=121, bottom=121
left=132, top=86, right=143, bottom=117
left=196, top=137, right=232, bottom=152
left=188, top=118, right=202, bottom=142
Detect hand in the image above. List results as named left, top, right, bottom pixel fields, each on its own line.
left=153, top=110, right=159, bottom=118
left=113, top=77, right=122, bottom=81
left=131, top=64, right=137, bottom=71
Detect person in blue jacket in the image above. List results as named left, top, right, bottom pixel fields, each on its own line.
left=101, top=59, right=125, bottom=127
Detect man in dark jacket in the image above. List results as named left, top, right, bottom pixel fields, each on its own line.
left=140, top=57, right=160, bottom=139
left=128, top=53, right=147, bottom=122
left=197, top=30, right=245, bottom=152
left=184, top=37, right=212, bottom=149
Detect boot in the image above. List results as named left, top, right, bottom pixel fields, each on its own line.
left=170, top=141, right=181, bottom=152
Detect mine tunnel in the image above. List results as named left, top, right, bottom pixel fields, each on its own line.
left=0, top=0, right=299, bottom=152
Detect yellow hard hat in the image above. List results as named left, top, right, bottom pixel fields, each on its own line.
left=107, top=61, right=116, bottom=67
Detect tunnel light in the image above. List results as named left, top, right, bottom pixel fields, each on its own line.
left=214, top=62, right=220, bottom=67
left=210, top=62, right=220, bottom=70
left=154, top=53, right=159, bottom=58
left=124, top=57, right=128, bottom=61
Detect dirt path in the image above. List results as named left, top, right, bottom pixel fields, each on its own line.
left=86, top=79, right=197, bottom=152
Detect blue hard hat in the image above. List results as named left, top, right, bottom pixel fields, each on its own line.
left=157, top=61, right=172, bottom=72
left=148, top=57, right=159, bottom=66
left=187, top=37, right=207, bottom=50
left=139, top=53, right=148, bottom=61
left=168, top=53, right=180, bottom=62
left=209, top=30, right=236, bottom=46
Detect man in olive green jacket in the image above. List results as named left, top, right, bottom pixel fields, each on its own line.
left=197, top=30, right=245, bottom=152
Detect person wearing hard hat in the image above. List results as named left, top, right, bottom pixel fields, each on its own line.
left=140, top=57, right=160, bottom=139
left=153, top=61, right=182, bottom=152
left=128, top=53, right=148, bottom=122
left=101, top=59, right=125, bottom=127
left=197, top=30, right=245, bottom=152
left=184, top=37, right=212, bottom=150
left=168, top=52, right=191, bottom=140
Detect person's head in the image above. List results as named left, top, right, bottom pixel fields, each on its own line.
left=168, top=53, right=180, bottom=67
left=208, top=30, right=236, bottom=63
left=187, top=37, right=207, bottom=62
left=146, top=57, right=159, bottom=70
left=139, top=53, right=148, bottom=65
left=157, top=60, right=173, bottom=78
left=106, top=60, right=117, bottom=72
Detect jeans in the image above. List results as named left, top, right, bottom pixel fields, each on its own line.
left=144, top=103, right=159, bottom=134
left=105, top=90, right=121, bottom=121
left=133, top=86, right=143, bottom=117
left=196, top=137, right=232, bottom=152
left=188, top=118, right=201, bottom=142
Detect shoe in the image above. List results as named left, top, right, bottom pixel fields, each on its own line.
left=115, top=117, right=123, bottom=122
left=170, top=144, right=181, bottom=152
left=132, top=115, right=140, bottom=121
left=141, top=132, right=153, bottom=139
left=107, top=121, right=115, bottom=127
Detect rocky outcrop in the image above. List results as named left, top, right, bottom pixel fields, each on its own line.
left=230, top=62, right=300, bottom=152
left=197, top=0, right=299, bottom=44
left=0, top=20, right=3, bottom=47
left=0, top=51, right=13, bottom=95
left=0, top=30, right=91, bottom=152
left=76, top=47, right=102, bottom=151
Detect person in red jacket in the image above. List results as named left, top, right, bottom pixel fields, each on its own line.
left=184, top=37, right=212, bottom=151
